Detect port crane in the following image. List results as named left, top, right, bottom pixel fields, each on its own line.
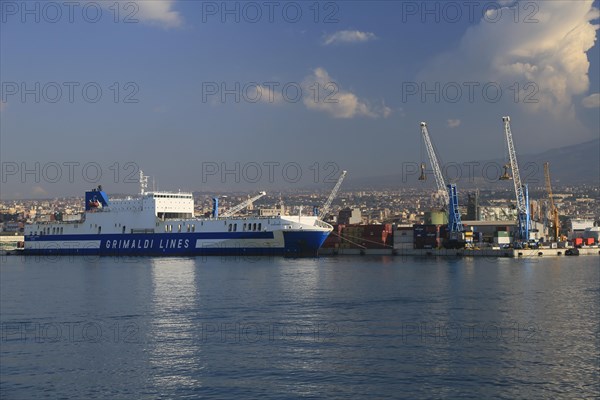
left=419, top=122, right=464, bottom=245
left=544, top=162, right=560, bottom=241
left=447, top=184, right=464, bottom=235
left=220, top=191, right=266, bottom=218
left=500, top=116, right=530, bottom=242
left=419, top=122, right=449, bottom=207
left=317, top=170, right=347, bottom=221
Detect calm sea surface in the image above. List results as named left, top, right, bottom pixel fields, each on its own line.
left=1, top=255, right=598, bottom=399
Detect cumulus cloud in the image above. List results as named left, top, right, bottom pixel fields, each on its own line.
left=31, top=186, right=48, bottom=197
left=137, top=1, right=182, bottom=27
left=109, top=1, right=182, bottom=28
left=246, top=84, right=285, bottom=104
left=302, top=68, right=388, bottom=119
left=382, top=103, right=392, bottom=118
left=322, top=30, right=377, bottom=45
left=582, top=93, right=600, bottom=108
left=447, top=119, right=461, bottom=128
left=420, top=1, right=599, bottom=115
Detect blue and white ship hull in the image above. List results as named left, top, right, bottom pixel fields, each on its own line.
left=24, top=187, right=333, bottom=257
left=25, top=230, right=331, bottom=257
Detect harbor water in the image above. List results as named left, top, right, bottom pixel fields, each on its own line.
left=1, top=255, right=598, bottom=399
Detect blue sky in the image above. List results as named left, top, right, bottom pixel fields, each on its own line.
left=1, top=0, right=599, bottom=198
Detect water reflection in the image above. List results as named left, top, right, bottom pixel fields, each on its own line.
left=276, top=257, right=321, bottom=303
left=1, top=256, right=598, bottom=398
left=148, top=257, right=203, bottom=392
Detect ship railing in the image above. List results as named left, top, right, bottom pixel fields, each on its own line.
left=188, top=215, right=284, bottom=221
left=30, top=218, right=85, bottom=225
left=314, top=220, right=333, bottom=229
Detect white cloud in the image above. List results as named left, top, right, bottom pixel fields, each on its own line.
left=382, top=104, right=392, bottom=118
left=110, top=1, right=182, bottom=28
left=246, top=84, right=284, bottom=104
left=447, top=119, right=461, bottom=128
left=31, top=186, right=48, bottom=197
left=138, top=1, right=182, bottom=28
left=420, top=1, right=599, bottom=116
left=302, top=68, right=387, bottom=119
left=582, top=93, right=600, bottom=108
left=322, top=30, right=377, bottom=45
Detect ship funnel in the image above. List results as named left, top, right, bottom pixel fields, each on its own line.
left=212, top=197, right=219, bottom=218
left=418, top=163, right=427, bottom=181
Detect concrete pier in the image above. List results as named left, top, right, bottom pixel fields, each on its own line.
left=319, top=247, right=600, bottom=258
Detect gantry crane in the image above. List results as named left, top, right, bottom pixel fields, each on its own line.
left=419, top=122, right=449, bottom=207
left=544, top=162, right=560, bottom=241
left=317, top=170, right=347, bottom=221
left=500, top=116, right=530, bottom=242
left=220, top=191, right=266, bottom=218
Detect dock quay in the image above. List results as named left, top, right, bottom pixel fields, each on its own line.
left=319, top=247, right=600, bottom=258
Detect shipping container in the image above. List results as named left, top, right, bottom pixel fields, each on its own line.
left=395, top=228, right=413, bottom=244
left=493, top=236, right=510, bottom=245
left=326, top=224, right=394, bottom=249
left=415, top=236, right=439, bottom=249
left=413, top=225, right=426, bottom=239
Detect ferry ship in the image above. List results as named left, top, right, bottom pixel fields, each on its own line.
left=24, top=177, right=333, bottom=257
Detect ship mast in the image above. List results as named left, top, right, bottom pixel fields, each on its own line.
left=139, top=170, right=148, bottom=195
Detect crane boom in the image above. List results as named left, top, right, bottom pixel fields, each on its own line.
left=220, top=191, right=266, bottom=218
left=502, top=116, right=529, bottom=241
left=544, top=162, right=560, bottom=240
left=502, top=117, right=526, bottom=215
left=319, top=170, right=347, bottom=221
left=420, top=122, right=449, bottom=206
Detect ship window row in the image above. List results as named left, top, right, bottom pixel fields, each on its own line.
left=159, top=212, right=194, bottom=219
left=33, top=226, right=64, bottom=235
left=240, top=222, right=262, bottom=232
left=154, top=194, right=192, bottom=199
left=164, top=224, right=196, bottom=233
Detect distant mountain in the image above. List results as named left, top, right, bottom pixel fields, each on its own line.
left=525, top=138, right=599, bottom=185
left=345, top=138, right=600, bottom=189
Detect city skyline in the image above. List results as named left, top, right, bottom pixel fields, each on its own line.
left=1, top=1, right=599, bottom=198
